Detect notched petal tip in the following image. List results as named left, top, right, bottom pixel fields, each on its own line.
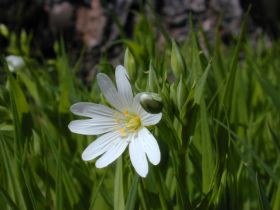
left=81, top=151, right=92, bottom=161
left=70, top=102, right=85, bottom=113
left=68, top=121, right=78, bottom=133
left=129, top=139, right=149, bottom=178
left=96, top=73, right=113, bottom=91
left=138, top=169, right=148, bottom=178
left=95, top=140, right=128, bottom=168
left=81, top=153, right=89, bottom=161
left=96, top=72, right=108, bottom=80
left=95, top=160, right=106, bottom=168
left=139, top=128, right=161, bottom=165
left=116, top=65, right=129, bottom=78
left=68, top=121, right=74, bottom=130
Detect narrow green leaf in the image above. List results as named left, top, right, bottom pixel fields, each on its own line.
left=125, top=174, right=139, bottom=210
left=62, top=165, right=79, bottom=207
left=54, top=39, right=75, bottom=113
left=8, top=75, right=29, bottom=123
left=256, top=73, right=280, bottom=112
left=272, top=183, right=280, bottom=210
left=0, top=139, right=27, bottom=209
left=114, top=157, right=125, bottom=210
left=200, top=100, right=215, bottom=193
left=89, top=174, right=106, bottom=210
left=267, top=124, right=280, bottom=152
left=256, top=174, right=272, bottom=210
left=18, top=72, right=41, bottom=105
left=0, top=185, right=19, bottom=210
left=194, top=60, right=211, bottom=104
left=221, top=10, right=249, bottom=109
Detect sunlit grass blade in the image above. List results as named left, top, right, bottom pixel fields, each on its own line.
left=272, top=183, right=280, bottom=210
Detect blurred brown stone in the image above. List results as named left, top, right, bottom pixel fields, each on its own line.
left=75, top=0, right=107, bottom=48
left=1, top=0, right=280, bottom=84
left=48, top=2, right=74, bottom=33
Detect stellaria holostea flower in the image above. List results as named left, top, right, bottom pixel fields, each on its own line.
left=5, top=55, right=25, bottom=72
left=68, top=65, right=162, bottom=177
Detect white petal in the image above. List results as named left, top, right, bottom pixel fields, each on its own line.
left=70, top=102, right=116, bottom=118
left=97, top=73, right=124, bottom=111
left=129, top=135, right=148, bottom=177
left=132, top=93, right=146, bottom=114
left=115, top=65, right=133, bottom=108
left=95, top=138, right=128, bottom=168
left=139, top=128, right=161, bottom=165
left=141, top=112, right=162, bottom=126
left=68, top=118, right=119, bottom=135
left=82, top=131, right=120, bottom=161
left=6, top=55, right=24, bottom=72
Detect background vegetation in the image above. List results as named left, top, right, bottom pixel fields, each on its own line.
left=0, top=11, right=280, bottom=210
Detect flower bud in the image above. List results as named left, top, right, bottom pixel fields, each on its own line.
left=177, top=76, right=187, bottom=109
left=140, top=92, right=163, bottom=114
left=5, top=55, right=24, bottom=72
left=0, top=24, right=9, bottom=38
left=171, top=39, right=186, bottom=78
left=124, top=48, right=136, bottom=81
left=147, top=61, right=159, bottom=91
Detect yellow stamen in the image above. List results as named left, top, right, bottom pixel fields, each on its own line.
left=119, top=127, right=127, bottom=137
left=126, top=115, right=141, bottom=131
left=115, top=110, right=142, bottom=137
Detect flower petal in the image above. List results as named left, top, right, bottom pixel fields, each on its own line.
left=129, top=135, right=148, bottom=177
left=95, top=138, right=128, bottom=168
left=68, top=118, right=119, bottom=135
left=97, top=73, right=123, bottom=111
left=115, top=65, right=133, bottom=108
left=132, top=93, right=146, bottom=114
left=141, top=112, right=162, bottom=126
left=70, top=102, right=116, bottom=118
left=139, top=128, right=161, bottom=165
left=82, top=131, right=120, bottom=161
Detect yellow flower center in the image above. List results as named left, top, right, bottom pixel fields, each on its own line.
left=115, top=111, right=142, bottom=137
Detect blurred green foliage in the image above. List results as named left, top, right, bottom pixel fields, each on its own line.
left=0, top=12, right=280, bottom=210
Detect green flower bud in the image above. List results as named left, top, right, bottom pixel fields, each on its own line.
left=5, top=55, right=25, bottom=72
left=147, top=61, right=159, bottom=91
left=124, top=48, right=136, bottom=81
left=0, top=24, right=9, bottom=38
left=177, top=76, right=188, bottom=109
left=171, top=39, right=186, bottom=78
left=140, top=92, right=163, bottom=114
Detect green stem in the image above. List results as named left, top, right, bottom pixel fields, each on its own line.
left=114, top=157, right=125, bottom=210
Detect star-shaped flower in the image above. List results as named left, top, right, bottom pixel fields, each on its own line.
left=68, top=65, right=162, bottom=177
left=5, top=55, right=24, bottom=72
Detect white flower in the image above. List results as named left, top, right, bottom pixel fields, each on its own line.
left=5, top=55, right=24, bottom=72
left=68, top=65, right=162, bottom=177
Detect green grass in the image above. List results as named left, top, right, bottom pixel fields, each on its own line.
left=0, top=13, right=280, bottom=210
